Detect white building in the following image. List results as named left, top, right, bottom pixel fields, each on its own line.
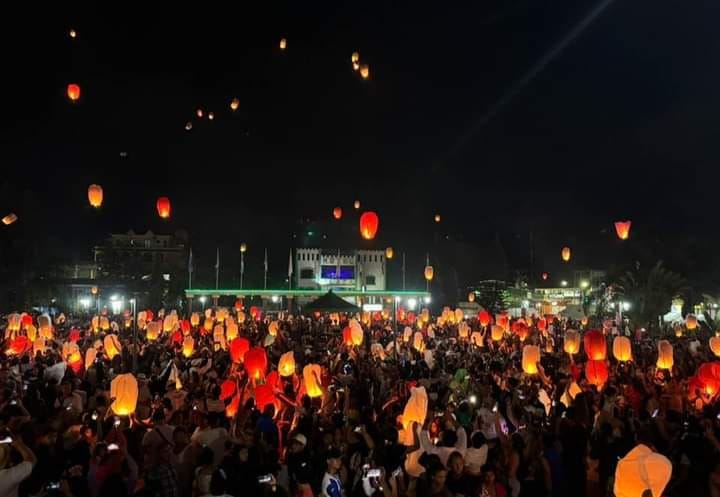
left=295, top=248, right=386, bottom=292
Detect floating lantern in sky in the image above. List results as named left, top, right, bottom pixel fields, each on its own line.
left=584, top=330, right=607, bottom=360
left=564, top=330, right=580, bottom=355
left=354, top=199, right=360, bottom=209
left=522, top=345, right=540, bottom=375
left=110, top=373, right=138, bottom=416
left=278, top=351, right=296, bottom=377
left=2, top=213, right=17, bottom=225
left=613, top=336, right=632, bottom=362
left=230, top=97, right=239, bottom=111
left=353, top=61, right=360, bottom=71
left=240, top=242, right=247, bottom=253
left=156, top=197, right=171, bottom=219
left=656, top=340, right=673, bottom=369
left=67, top=83, right=81, bottom=102
left=686, top=314, right=698, bottom=330
left=87, top=184, right=103, bottom=208
left=359, top=64, right=370, bottom=79
left=541, top=272, right=549, bottom=281
left=614, top=220, right=632, bottom=240
left=468, top=292, right=475, bottom=303
left=279, top=37, right=287, bottom=50
left=478, top=310, right=491, bottom=327
left=196, top=108, right=203, bottom=118
left=185, top=122, right=192, bottom=131
left=208, top=112, right=214, bottom=120
left=351, top=51, right=360, bottom=64
left=585, top=359, right=608, bottom=387
left=359, top=211, right=379, bottom=240
left=385, top=247, right=394, bottom=259
left=69, top=29, right=77, bottom=39
left=333, top=207, right=342, bottom=220
left=424, top=265, right=434, bottom=281
left=434, top=214, right=441, bottom=223
left=561, top=246, right=571, bottom=262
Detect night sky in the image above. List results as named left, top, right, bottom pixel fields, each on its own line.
left=0, top=2, right=718, bottom=291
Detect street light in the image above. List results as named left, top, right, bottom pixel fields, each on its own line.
left=407, top=298, right=417, bottom=311
left=579, top=280, right=589, bottom=289
left=622, top=301, right=631, bottom=311
left=560, top=280, right=568, bottom=287
left=199, top=296, right=207, bottom=311
left=423, top=296, right=431, bottom=304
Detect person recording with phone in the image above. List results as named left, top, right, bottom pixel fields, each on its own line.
left=0, top=432, right=36, bottom=497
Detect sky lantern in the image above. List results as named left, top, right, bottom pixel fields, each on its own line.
left=698, top=363, right=720, bottom=396
left=353, top=200, right=361, bottom=209
left=2, top=213, right=17, bottom=226
left=400, top=386, right=427, bottom=445
left=333, top=206, right=342, bottom=220
left=413, top=331, right=425, bottom=352
left=25, top=324, right=37, bottom=343
left=385, top=247, right=394, bottom=259
left=656, top=340, right=673, bottom=369
left=104, top=334, right=122, bottom=360
left=564, top=330, right=580, bottom=355
left=686, top=314, right=698, bottom=330
left=522, top=345, right=540, bottom=375
left=203, top=317, right=214, bottom=333
left=21, top=314, right=32, bottom=328
left=424, top=265, right=434, bottom=281
left=208, top=112, right=215, bottom=120
left=182, top=336, right=195, bottom=358
left=491, top=324, right=504, bottom=341
left=146, top=321, right=160, bottom=341
left=69, top=29, right=77, bottom=39
left=278, top=351, right=296, bottom=377
left=614, top=220, right=632, bottom=240
left=359, top=211, right=379, bottom=240
left=196, top=108, right=203, bottom=118
left=612, top=336, right=632, bottom=362
left=359, top=64, right=370, bottom=79
left=156, top=197, right=171, bottom=219
left=496, top=314, right=509, bottom=330
left=541, top=272, right=549, bottom=281
left=244, top=347, right=267, bottom=381
left=268, top=320, right=279, bottom=337
left=303, top=364, right=323, bottom=398
left=67, top=83, right=81, bottom=102
left=434, top=214, right=441, bottom=223
left=219, top=379, right=236, bottom=401
left=584, top=330, right=606, bottom=360
left=537, top=318, right=547, bottom=331
left=561, top=246, right=571, bottom=262
left=279, top=37, right=287, bottom=50
left=254, top=384, right=278, bottom=412
left=110, top=373, right=138, bottom=416
left=468, top=292, right=475, bottom=303
left=185, top=121, right=192, bottom=131
left=230, top=97, right=240, bottom=111
left=351, top=51, right=360, bottom=64
left=190, top=312, right=200, bottom=327
left=709, top=337, right=720, bottom=357
left=7, top=336, right=29, bottom=355
left=87, top=184, right=103, bottom=208
left=181, top=319, right=191, bottom=335
left=512, top=320, right=529, bottom=341
left=478, top=310, right=491, bottom=327
left=613, top=445, right=672, bottom=497
left=225, top=321, right=238, bottom=341
left=580, top=316, right=588, bottom=327
left=585, top=360, right=609, bottom=387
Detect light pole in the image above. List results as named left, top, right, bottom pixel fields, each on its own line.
left=240, top=243, right=247, bottom=290
left=129, top=297, right=137, bottom=373
left=199, top=296, right=207, bottom=311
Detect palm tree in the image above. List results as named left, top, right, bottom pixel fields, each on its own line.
left=615, top=261, right=688, bottom=334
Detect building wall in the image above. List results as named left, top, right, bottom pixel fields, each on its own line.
left=94, top=230, right=186, bottom=279
left=295, top=248, right=386, bottom=292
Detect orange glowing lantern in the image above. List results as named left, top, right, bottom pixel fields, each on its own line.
left=413, top=331, right=425, bottom=352
left=468, top=292, right=475, bottom=303
left=686, top=314, right=698, bottom=330
left=230, top=97, right=240, bottom=111
left=537, top=318, right=547, bottom=331
left=614, top=221, right=632, bottom=240
left=400, top=386, right=427, bottom=445
left=67, top=83, right=81, bottom=101
left=333, top=207, right=342, bottom=220
left=181, top=319, right=191, bottom=335
left=564, top=330, right=580, bottom=355
left=7, top=336, right=29, bottom=355
left=522, top=345, right=540, bottom=375
left=182, top=336, right=195, bottom=358
left=478, top=310, right=491, bottom=327
left=613, top=444, right=672, bottom=497
left=424, top=266, right=434, bottom=281
left=496, top=314, right=509, bottom=330
left=87, top=184, right=103, bottom=208
left=709, top=337, right=720, bottom=357
left=612, top=336, right=632, bottom=362
left=584, top=330, right=606, bottom=360
left=225, top=394, right=240, bottom=418
left=359, top=64, right=369, bottom=79
left=254, top=384, right=278, bottom=412
left=359, top=211, right=379, bottom=240
left=156, top=197, right=171, bottom=219
left=244, top=347, right=267, bottom=381
left=279, top=37, right=287, bottom=50
left=250, top=306, right=261, bottom=321
left=84, top=347, right=96, bottom=370
left=103, top=334, right=122, bottom=360
left=656, top=340, right=673, bottom=369
left=351, top=51, right=360, bottom=64
left=219, top=379, right=236, bottom=401
left=561, top=246, right=571, bottom=262
left=190, top=312, right=200, bottom=327
left=1, top=213, right=17, bottom=226
left=585, top=360, right=609, bottom=387
left=434, top=214, right=441, bottom=223
left=303, top=364, right=323, bottom=398
left=110, top=373, right=138, bottom=415
left=385, top=247, right=394, bottom=259
left=491, top=325, right=504, bottom=342
left=580, top=316, right=589, bottom=327
left=278, top=351, right=296, bottom=377
left=512, top=320, right=529, bottom=341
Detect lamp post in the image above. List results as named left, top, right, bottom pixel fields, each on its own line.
left=240, top=243, right=247, bottom=290
left=199, top=296, right=207, bottom=311
left=129, top=297, right=137, bottom=373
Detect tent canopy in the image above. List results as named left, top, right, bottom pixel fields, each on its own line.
left=302, top=291, right=360, bottom=314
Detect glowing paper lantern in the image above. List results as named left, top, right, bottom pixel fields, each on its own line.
left=564, top=330, right=581, bottom=355
left=25, top=325, right=36, bottom=343
left=354, top=200, right=361, bottom=209
left=38, top=314, right=52, bottom=338
left=303, top=364, right=323, bottom=398
left=329, top=206, right=343, bottom=220
left=110, top=373, right=138, bottom=415
left=613, top=444, right=672, bottom=497
left=351, top=51, right=360, bottom=63
left=434, top=214, right=441, bottom=223
left=585, top=360, right=608, bottom=387
left=512, top=320, right=529, bottom=341
left=496, top=314, right=509, bottom=330
left=478, top=310, right=491, bottom=327
left=385, top=247, right=394, bottom=259
left=400, top=386, right=427, bottom=445
left=612, top=336, right=632, bottom=362
left=491, top=325, right=504, bottom=342
left=614, top=220, right=632, bottom=240
left=182, top=336, right=195, bottom=358
left=698, top=363, right=720, bottom=396
left=537, top=318, right=547, bottom=331
left=424, top=266, right=434, bottom=281
left=268, top=321, right=279, bottom=337
left=522, top=345, right=540, bottom=375
left=656, top=340, right=673, bottom=369
left=156, top=197, right=171, bottom=219
left=359, top=64, right=369, bottom=79
left=254, top=384, right=278, bottom=412
left=230, top=97, right=240, bottom=111
left=100, top=316, right=110, bottom=331
left=278, top=351, right=296, bottom=377
left=87, top=184, right=103, bottom=208
left=413, top=331, right=425, bottom=352
left=359, top=211, right=379, bottom=240
left=580, top=316, right=589, bottom=327
left=244, top=347, right=267, bottom=381
left=219, top=379, right=236, bottom=401
left=561, top=246, right=571, bottom=262
left=249, top=306, right=261, bottom=321
left=69, top=29, right=77, bottom=39
left=103, top=334, right=122, bottom=360
left=686, top=314, right=698, bottom=330
left=541, top=272, right=549, bottom=281
left=279, top=37, right=287, bottom=50
left=84, top=347, right=97, bottom=370
left=1, top=213, right=17, bottom=226
left=7, top=336, right=29, bottom=355
left=181, top=319, right=191, bottom=335
left=190, top=312, right=200, bottom=327
left=225, top=321, right=238, bottom=341
left=709, top=337, right=720, bottom=357
left=203, top=317, right=214, bottom=334
left=584, top=330, right=607, bottom=360
left=67, top=83, right=81, bottom=101
left=468, top=292, right=475, bottom=303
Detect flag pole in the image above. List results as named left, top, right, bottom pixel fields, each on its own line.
left=188, top=248, right=193, bottom=290
left=264, top=248, right=268, bottom=290
left=215, top=248, right=220, bottom=290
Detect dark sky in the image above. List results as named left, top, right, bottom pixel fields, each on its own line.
left=0, top=1, right=718, bottom=288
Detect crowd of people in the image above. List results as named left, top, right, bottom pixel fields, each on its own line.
left=0, top=306, right=719, bottom=497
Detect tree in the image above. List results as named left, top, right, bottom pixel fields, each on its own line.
left=615, top=261, right=687, bottom=334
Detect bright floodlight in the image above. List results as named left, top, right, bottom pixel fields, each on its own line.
left=79, top=298, right=91, bottom=308
left=110, top=300, right=123, bottom=314
left=110, top=294, right=119, bottom=302
left=580, top=280, right=589, bottom=289
left=560, top=280, right=568, bottom=287
left=622, top=301, right=631, bottom=311
left=199, top=296, right=207, bottom=303
left=407, top=298, right=417, bottom=310
left=271, top=295, right=279, bottom=303
left=423, top=296, right=431, bottom=304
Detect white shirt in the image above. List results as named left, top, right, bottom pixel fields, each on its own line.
left=0, top=461, right=33, bottom=497
left=419, top=426, right=467, bottom=467
left=465, top=444, right=489, bottom=475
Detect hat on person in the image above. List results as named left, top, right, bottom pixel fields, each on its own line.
left=291, top=434, right=307, bottom=447
left=0, top=444, right=10, bottom=469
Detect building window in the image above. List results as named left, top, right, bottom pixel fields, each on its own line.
left=144, top=240, right=151, bottom=248
left=300, top=268, right=314, bottom=279
left=365, top=275, right=376, bottom=285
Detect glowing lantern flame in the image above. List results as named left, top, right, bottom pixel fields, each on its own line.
left=478, top=310, right=491, bottom=327
left=2, top=213, right=18, bottom=225
left=279, top=37, right=287, bottom=50
left=230, top=97, right=240, bottom=111
left=434, top=214, right=441, bottom=223
left=278, top=351, right=296, bottom=377
left=88, top=184, right=103, bottom=208
left=522, top=345, right=540, bottom=375
left=354, top=200, right=361, bottom=209
left=303, top=364, right=323, bottom=398
left=424, top=266, right=434, bottom=281
left=67, top=83, right=81, bottom=101
left=359, top=211, right=379, bottom=240
left=585, top=359, right=609, bottom=387
left=686, top=314, right=698, bottom=330
left=564, top=330, right=580, bottom=355
left=385, top=247, right=394, bottom=259
left=333, top=207, right=342, bottom=219
left=613, top=336, right=632, bottom=362
left=614, top=220, right=632, bottom=240
left=156, top=197, right=171, bottom=219
left=359, top=64, right=370, bottom=79
left=561, top=246, right=571, bottom=262
left=584, top=330, right=607, bottom=360
left=468, top=292, right=475, bottom=303
left=351, top=51, right=360, bottom=63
